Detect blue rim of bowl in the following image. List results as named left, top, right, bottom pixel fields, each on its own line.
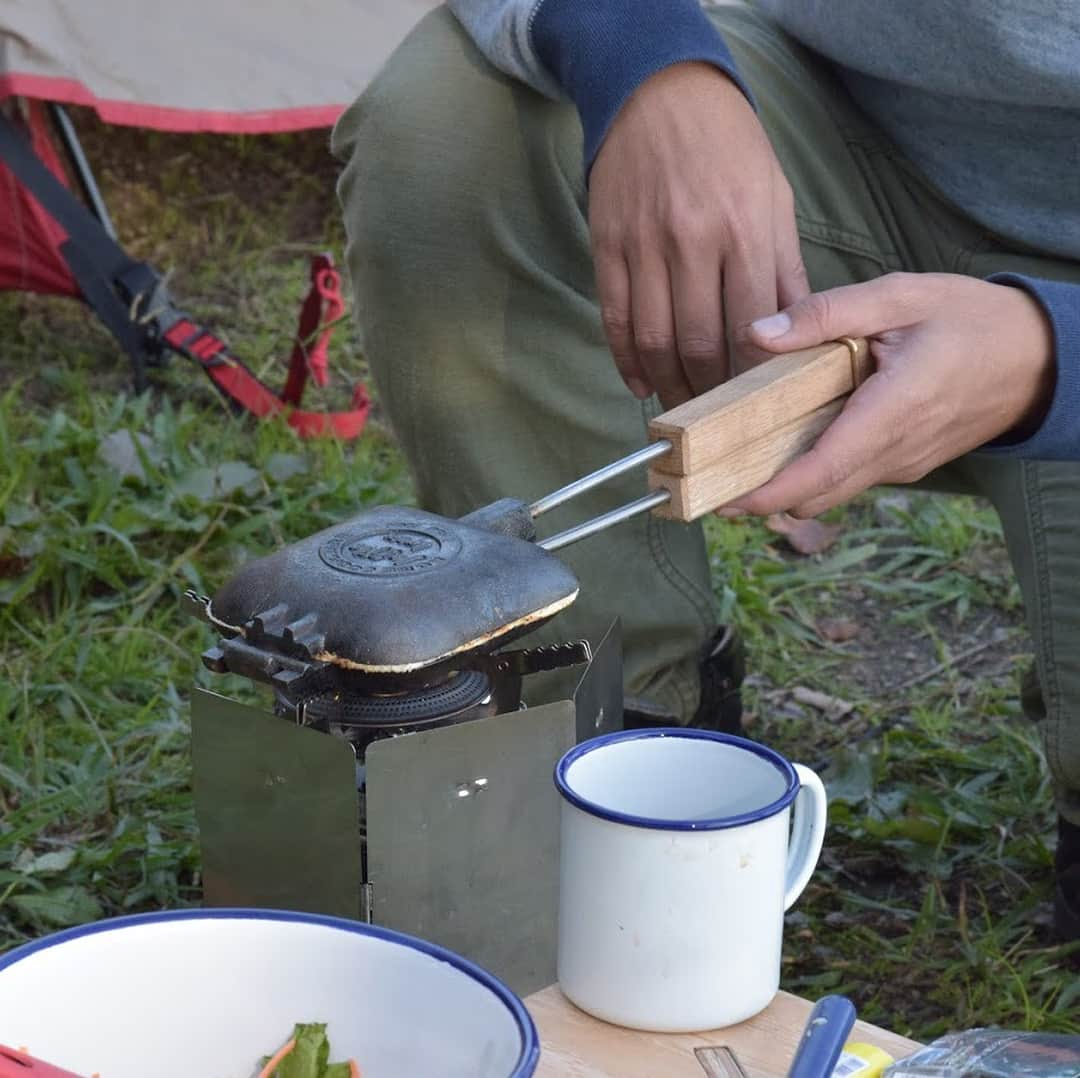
left=0, top=907, right=540, bottom=1077
left=554, top=727, right=800, bottom=831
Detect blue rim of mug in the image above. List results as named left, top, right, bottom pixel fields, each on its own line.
left=554, top=728, right=800, bottom=831
left=0, top=907, right=540, bottom=1077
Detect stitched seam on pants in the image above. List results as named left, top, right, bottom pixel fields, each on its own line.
left=1025, top=460, right=1064, bottom=781
left=645, top=513, right=714, bottom=715
left=644, top=512, right=716, bottom=629
left=841, top=142, right=923, bottom=272
left=796, top=216, right=895, bottom=267
left=639, top=406, right=716, bottom=714
left=950, top=230, right=996, bottom=277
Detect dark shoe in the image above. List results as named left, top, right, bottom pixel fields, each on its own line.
left=690, top=624, right=745, bottom=736
left=1054, top=815, right=1080, bottom=942
left=624, top=625, right=745, bottom=736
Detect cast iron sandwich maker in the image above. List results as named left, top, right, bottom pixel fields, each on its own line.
left=185, top=443, right=670, bottom=754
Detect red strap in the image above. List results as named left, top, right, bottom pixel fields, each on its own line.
left=287, top=382, right=370, bottom=439
left=282, top=253, right=345, bottom=402
left=163, top=253, right=368, bottom=440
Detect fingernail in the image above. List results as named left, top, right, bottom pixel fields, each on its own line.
left=751, top=312, right=791, bottom=340
left=627, top=377, right=651, bottom=400
left=717, top=506, right=745, bottom=518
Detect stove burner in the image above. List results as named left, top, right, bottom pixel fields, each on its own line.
left=285, top=667, right=500, bottom=769
left=318, top=523, right=463, bottom=578
left=295, top=668, right=492, bottom=727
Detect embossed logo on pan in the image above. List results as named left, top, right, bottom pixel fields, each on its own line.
left=319, top=525, right=463, bottom=577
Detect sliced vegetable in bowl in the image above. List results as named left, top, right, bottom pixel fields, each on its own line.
left=257, top=1024, right=359, bottom=1078
left=1, top=1025, right=358, bottom=1078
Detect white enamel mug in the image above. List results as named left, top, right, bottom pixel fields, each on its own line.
left=555, top=729, right=827, bottom=1032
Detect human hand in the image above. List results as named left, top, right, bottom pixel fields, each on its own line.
left=589, top=62, right=807, bottom=409
left=721, top=273, right=1055, bottom=519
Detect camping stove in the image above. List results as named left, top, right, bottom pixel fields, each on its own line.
left=185, top=499, right=626, bottom=994
left=187, top=585, right=593, bottom=761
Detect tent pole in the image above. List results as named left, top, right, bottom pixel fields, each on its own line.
left=48, top=103, right=117, bottom=240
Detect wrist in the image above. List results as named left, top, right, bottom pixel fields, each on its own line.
left=998, top=283, right=1055, bottom=439
left=608, top=60, right=747, bottom=145
left=531, top=0, right=752, bottom=170
left=637, top=60, right=739, bottom=96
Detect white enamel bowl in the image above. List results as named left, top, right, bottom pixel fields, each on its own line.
left=0, top=909, right=539, bottom=1077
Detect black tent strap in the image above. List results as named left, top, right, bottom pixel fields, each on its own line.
left=0, top=108, right=169, bottom=389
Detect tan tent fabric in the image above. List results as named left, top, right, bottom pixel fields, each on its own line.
left=0, top=0, right=438, bottom=131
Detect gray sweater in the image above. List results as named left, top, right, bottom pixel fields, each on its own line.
left=450, top=0, right=1080, bottom=260
left=448, top=0, right=1080, bottom=459
left=757, top=0, right=1080, bottom=262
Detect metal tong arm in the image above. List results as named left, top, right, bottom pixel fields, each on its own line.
left=529, top=337, right=871, bottom=550
left=530, top=440, right=672, bottom=552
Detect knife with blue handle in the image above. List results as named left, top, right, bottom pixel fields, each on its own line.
left=786, top=994, right=858, bottom=1078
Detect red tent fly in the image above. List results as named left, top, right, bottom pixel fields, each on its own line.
left=0, top=2, right=437, bottom=436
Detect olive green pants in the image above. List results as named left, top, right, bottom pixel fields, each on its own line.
left=333, top=4, right=1080, bottom=823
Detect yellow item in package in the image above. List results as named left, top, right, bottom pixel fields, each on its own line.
left=831, top=1042, right=895, bottom=1077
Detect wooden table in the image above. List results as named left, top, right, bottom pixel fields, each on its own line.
left=525, top=985, right=922, bottom=1077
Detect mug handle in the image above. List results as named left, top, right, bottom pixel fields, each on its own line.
left=783, top=763, right=828, bottom=911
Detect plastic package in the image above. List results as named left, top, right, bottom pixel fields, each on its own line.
left=884, top=1029, right=1080, bottom=1077
left=832, top=1042, right=896, bottom=1076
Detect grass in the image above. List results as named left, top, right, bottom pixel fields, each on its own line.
left=708, top=495, right=1079, bottom=1036
left=1, top=114, right=1077, bottom=1045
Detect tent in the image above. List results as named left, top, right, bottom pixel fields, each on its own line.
left=0, top=0, right=437, bottom=436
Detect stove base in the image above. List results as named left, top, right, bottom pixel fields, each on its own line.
left=190, top=620, right=622, bottom=996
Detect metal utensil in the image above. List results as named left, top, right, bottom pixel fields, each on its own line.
left=532, top=335, right=868, bottom=548
left=695, top=1045, right=751, bottom=1077
left=531, top=439, right=672, bottom=552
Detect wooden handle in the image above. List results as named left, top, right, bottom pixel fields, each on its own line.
left=647, top=338, right=871, bottom=521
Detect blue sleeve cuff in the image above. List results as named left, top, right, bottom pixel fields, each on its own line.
left=977, top=274, right=1080, bottom=461
left=531, top=0, right=754, bottom=171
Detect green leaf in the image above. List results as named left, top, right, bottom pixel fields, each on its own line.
left=825, top=749, right=874, bottom=807
left=1055, top=978, right=1080, bottom=1015
left=816, top=542, right=879, bottom=574
left=266, top=452, right=309, bottom=482
left=97, top=429, right=160, bottom=483
left=172, top=467, right=218, bottom=501
left=258, top=1024, right=359, bottom=1078
left=173, top=461, right=259, bottom=501
left=14, top=848, right=77, bottom=875
left=276, top=1023, right=330, bottom=1078
left=215, top=461, right=261, bottom=495
left=864, top=815, right=944, bottom=846
left=4, top=503, right=39, bottom=527
left=10, top=885, right=102, bottom=926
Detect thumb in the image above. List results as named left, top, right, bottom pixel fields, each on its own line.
left=747, top=274, right=920, bottom=354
